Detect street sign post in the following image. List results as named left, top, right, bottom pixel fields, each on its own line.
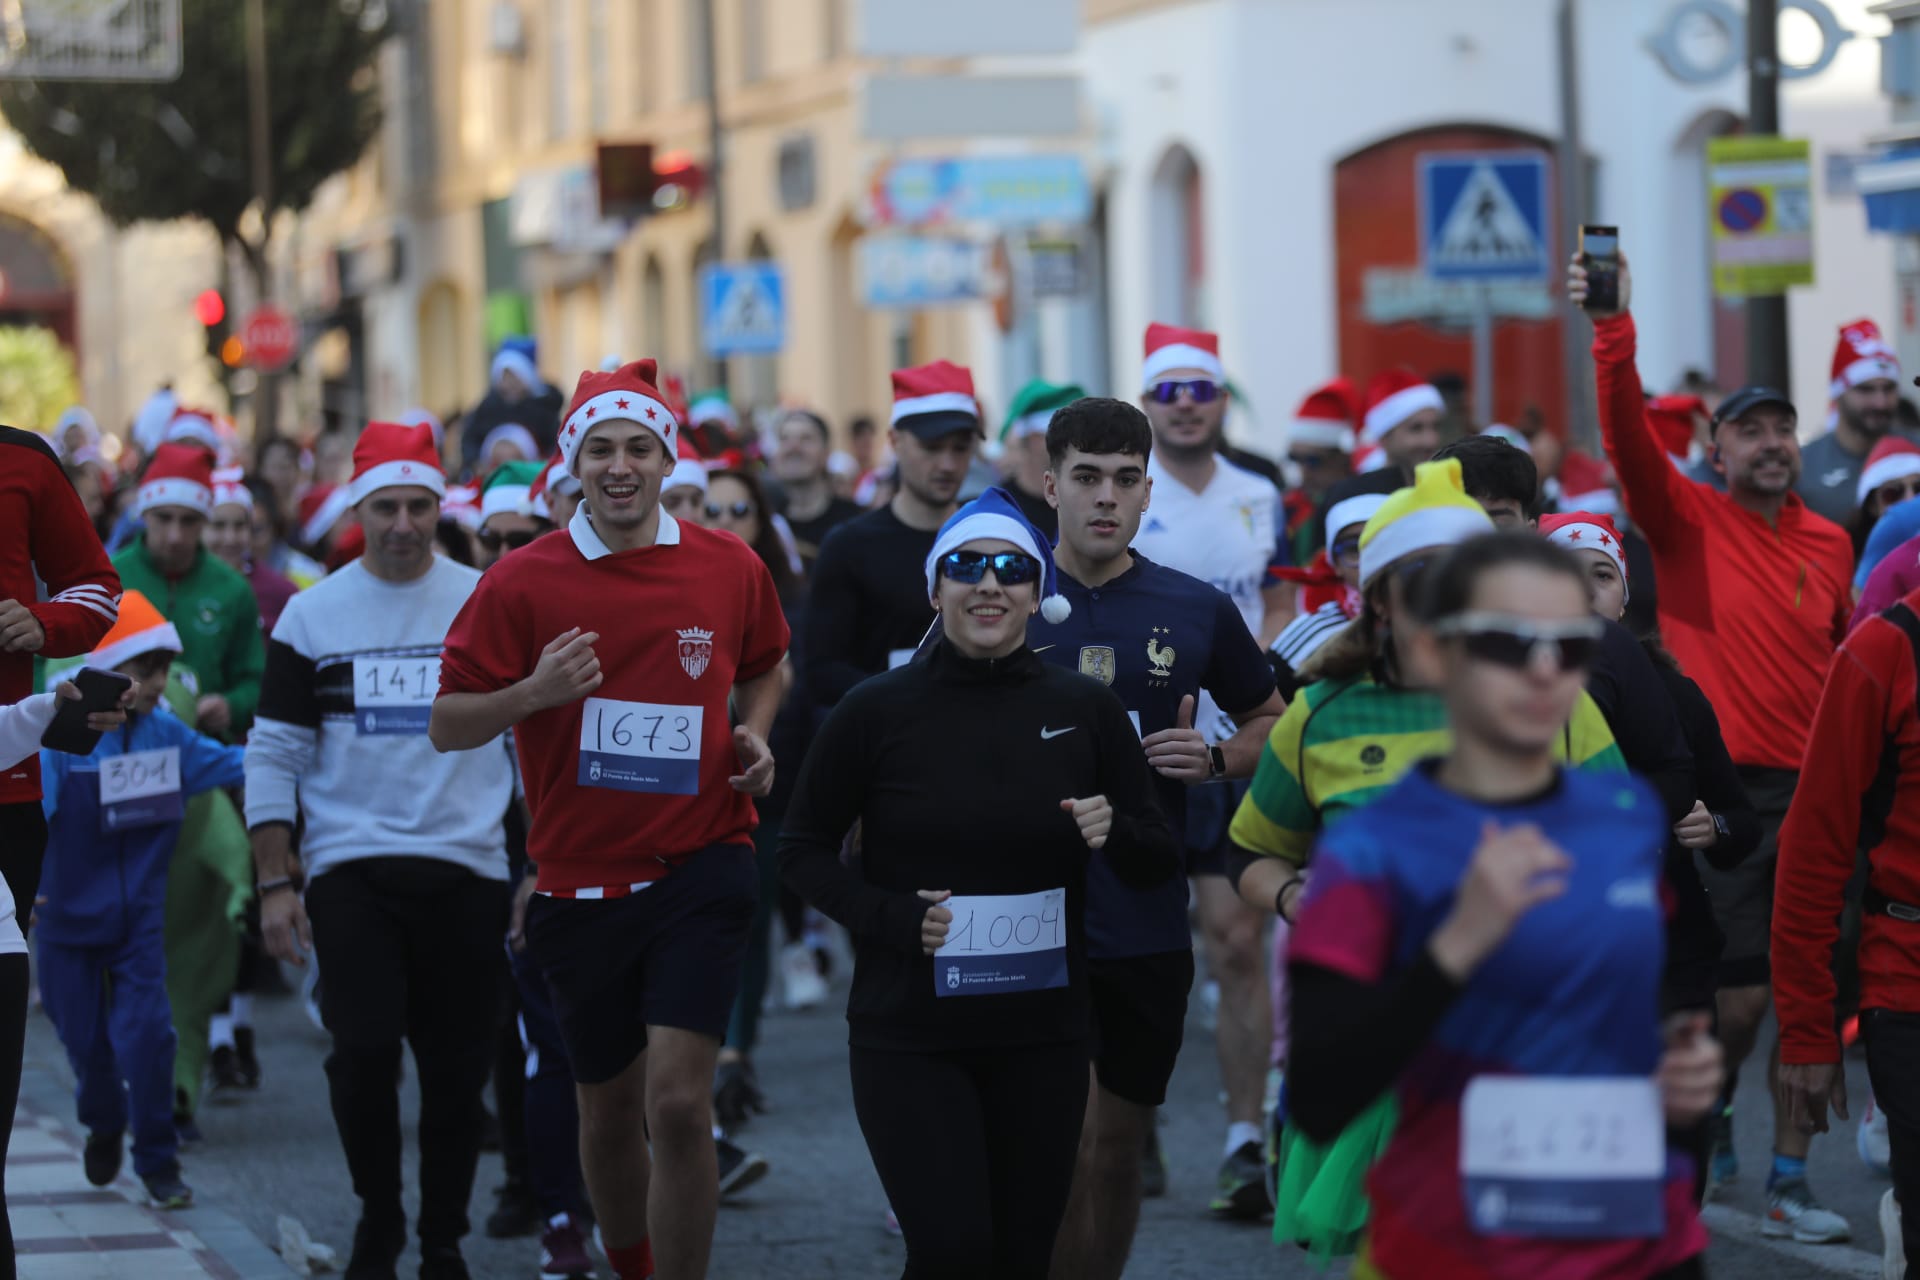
left=1707, top=136, right=1814, bottom=298
left=700, top=263, right=786, bottom=358
left=242, top=305, right=298, bottom=372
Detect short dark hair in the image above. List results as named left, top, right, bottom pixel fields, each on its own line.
left=780, top=409, right=831, bottom=444
left=1045, top=397, right=1153, bottom=470
left=849, top=415, right=877, bottom=438
left=1410, top=531, right=1585, bottom=625
left=1433, top=435, right=1538, bottom=515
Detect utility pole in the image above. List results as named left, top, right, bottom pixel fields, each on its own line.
left=244, top=0, right=280, bottom=436
left=1747, top=0, right=1791, bottom=396
left=1556, top=0, right=1597, bottom=453
left=701, top=0, right=728, bottom=393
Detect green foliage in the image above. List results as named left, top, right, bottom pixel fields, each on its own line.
left=0, top=324, right=79, bottom=432
left=0, top=0, right=391, bottom=244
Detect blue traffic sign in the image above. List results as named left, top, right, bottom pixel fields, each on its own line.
left=700, top=262, right=786, bottom=357
left=1418, top=152, right=1551, bottom=282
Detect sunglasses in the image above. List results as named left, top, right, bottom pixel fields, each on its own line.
left=1149, top=379, right=1222, bottom=405
left=1874, top=477, right=1920, bottom=510
left=704, top=500, right=754, bottom=520
left=939, top=549, right=1040, bottom=587
left=1330, top=535, right=1362, bottom=565
left=1429, top=611, right=1604, bottom=674
left=478, top=528, right=539, bottom=553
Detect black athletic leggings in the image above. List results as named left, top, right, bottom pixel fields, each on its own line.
left=851, top=1041, right=1087, bottom=1280
left=0, top=952, right=29, bottom=1280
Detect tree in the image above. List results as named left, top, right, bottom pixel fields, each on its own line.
left=0, top=325, right=79, bottom=433
left=0, top=0, right=392, bottom=435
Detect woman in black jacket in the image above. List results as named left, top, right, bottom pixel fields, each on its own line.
left=779, top=488, right=1178, bottom=1280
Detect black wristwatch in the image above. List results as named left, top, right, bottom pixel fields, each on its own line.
left=1208, top=745, right=1227, bottom=779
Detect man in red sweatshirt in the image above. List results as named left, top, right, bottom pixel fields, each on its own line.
left=0, top=426, right=120, bottom=924
left=1571, top=255, right=1855, bottom=1240
left=1775, top=582, right=1920, bottom=1276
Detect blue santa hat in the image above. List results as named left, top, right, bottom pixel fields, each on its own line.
left=923, top=485, right=1071, bottom=623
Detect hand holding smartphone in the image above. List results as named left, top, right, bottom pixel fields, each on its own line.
left=40, top=669, right=133, bottom=755
left=1579, top=225, right=1620, bottom=312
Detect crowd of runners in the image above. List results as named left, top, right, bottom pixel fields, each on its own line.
left=2, top=251, right=1920, bottom=1280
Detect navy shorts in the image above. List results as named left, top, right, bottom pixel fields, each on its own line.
left=523, top=843, right=759, bottom=1085
left=1185, top=780, right=1250, bottom=878
left=1087, top=949, right=1195, bottom=1107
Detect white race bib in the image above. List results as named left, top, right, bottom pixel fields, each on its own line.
left=352, top=656, right=439, bottom=735
left=1460, top=1076, right=1665, bottom=1239
left=577, top=697, right=704, bottom=795
left=98, top=747, right=183, bottom=832
left=934, top=888, right=1067, bottom=998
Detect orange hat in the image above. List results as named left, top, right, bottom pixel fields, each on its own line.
left=88, top=590, right=182, bottom=673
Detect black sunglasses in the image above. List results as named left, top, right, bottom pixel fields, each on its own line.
left=1330, top=535, right=1362, bottom=564
left=1149, top=379, right=1222, bottom=405
left=478, top=528, right=539, bottom=553
left=1430, top=612, right=1604, bottom=674
left=939, top=549, right=1040, bottom=587
left=704, top=500, right=754, bottom=520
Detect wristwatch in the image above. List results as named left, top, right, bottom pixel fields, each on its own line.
left=1208, top=745, right=1227, bottom=779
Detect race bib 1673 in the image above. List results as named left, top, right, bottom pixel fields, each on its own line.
left=577, top=697, right=704, bottom=795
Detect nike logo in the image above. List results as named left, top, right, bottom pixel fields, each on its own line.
left=1823, top=468, right=1850, bottom=487
left=1040, top=726, right=1077, bottom=740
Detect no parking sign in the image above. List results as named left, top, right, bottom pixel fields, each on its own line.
left=1708, top=136, right=1814, bottom=298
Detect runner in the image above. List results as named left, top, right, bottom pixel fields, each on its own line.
left=1269, top=492, right=1388, bottom=700
left=1356, top=369, right=1445, bottom=479
left=1282, top=380, right=1358, bottom=565
left=768, top=409, right=861, bottom=564
left=806, top=361, right=979, bottom=705
left=432, top=359, right=789, bottom=1280
left=660, top=438, right=711, bottom=524
left=204, top=470, right=298, bottom=635
left=1572, top=253, right=1856, bottom=1240
left=999, top=380, right=1086, bottom=539
left=247, top=422, right=518, bottom=1280
left=779, top=485, right=1178, bottom=1279
left=1849, top=438, right=1920, bottom=557
left=1796, top=319, right=1908, bottom=525
left=1285, top=529, right=1718, bottom=1280
left=476, top=460, right=550, bottom=568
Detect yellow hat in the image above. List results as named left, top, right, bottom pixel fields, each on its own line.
left=1357, top=458, right=1493, bottom=588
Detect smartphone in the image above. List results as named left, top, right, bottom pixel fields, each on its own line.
left=39, top=668, right=132, bottom=756
left=1580, top=225, right=1620, bottom=312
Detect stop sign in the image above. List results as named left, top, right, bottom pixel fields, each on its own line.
left=242, top=305, right=299, bottom=371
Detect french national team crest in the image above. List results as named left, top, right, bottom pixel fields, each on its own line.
left=677, top=627, right=714, bottom=680
left=1078, top=645, right=1116, bottom=686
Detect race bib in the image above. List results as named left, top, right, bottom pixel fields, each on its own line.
left=577, top=697, right=703, bottom=795
left=352, top=656, right=439, bottom=735
left=933, top=888, right=1067, bottom=998
left=98, top=748, right=183, bottom=833
left=1460, top=1076, right=1665, bottom=1239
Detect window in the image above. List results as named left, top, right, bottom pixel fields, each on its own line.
left=741, top=0, right=764, bottom=83
left=547, top=0, right=570, bottom=140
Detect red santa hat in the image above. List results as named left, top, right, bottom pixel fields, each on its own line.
left=889, top=360, right=982, bottom=435
left=1555, top=449, right=1619, bottom=516
left=1831, top=319, right=1901, bottom=398
left=1141, top=322, right=1223, bottom=388
left=347, top=421, right=446, bottom=506
left=1540, top=510, right=1629, bottom=600
left=1647, top=395, right=1707, bottom=463
left=559, top=359, right=677, bottom=475
left=1858, top=437, right=1920, bottom=504
left=1360, top=369, right=1444, bottom=447
left=210, top=466, right=252, bottom=513
left=442, top=483, right=483, bottom=531
left=1290, top=378, right=1357, bottom=452
left=298, top=484, right=352, bottom=547
left=165, top=409, right=222, bottom=453
left=134, top=443, right=215, bottom=517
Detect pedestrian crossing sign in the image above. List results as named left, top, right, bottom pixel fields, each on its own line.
left=1418, top=152, right=1551, bottom=282
left=700, top=263, right=786, bottom=357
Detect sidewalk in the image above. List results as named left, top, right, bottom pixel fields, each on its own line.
left=10, top=1041, right=292, bottom=1280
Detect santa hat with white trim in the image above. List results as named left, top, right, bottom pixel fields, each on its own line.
left=346, top=421, right=446, bottom=507
left=88, top=589, right=182, bottom=674
left=1290, top=378, right=1357, bottom=452
left=1832, top=319, right=1901, bottom=398
left=1325, top=493, right=1389, bottom=546
left=1360, top=369, right=1444, bottom=448
left=558, top=359, right=678, bottom=476
left=1556, top=450, right=1619, bottom=516
left=54, top=406, right=99, bottom=457
left=210, top=467, right=253, bottom=513
left=1357, top=458, right=1494, bottom=589
left=1859, top=437, right=1920, bottom=504
left=1541, top=511, right=1630, bottom=602
left=1141, top=322, right=1223, bottom=389
left=397, top=407, right=445, bottom=449
left=442, top=484, right=483, bottom=531
left=923, top=486, right=1070, bottom=623
left=890, top=360, right=982, bottom=438
left=166, top=409, right=222, bottom=453
left=134, top=443, right=215, bottom=517
left=662, top=435, right=711, bottom=496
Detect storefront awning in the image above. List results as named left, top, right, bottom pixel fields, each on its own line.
left=1858, top=147, right=1920, bottom=233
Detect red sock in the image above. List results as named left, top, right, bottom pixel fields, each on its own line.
left=606, top=1237, right=654, bottom=1280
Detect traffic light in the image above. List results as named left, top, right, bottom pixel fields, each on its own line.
left=196, top=289, right=230, bottom=364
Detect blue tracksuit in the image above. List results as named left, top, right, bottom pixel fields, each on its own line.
left=39, top=705, right=245, bottom=1176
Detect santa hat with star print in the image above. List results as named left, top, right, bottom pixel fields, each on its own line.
left=890, top=360, right=982, bottom=438
left=210, top=466, right=253, bottom=513
left=1540, top=511, right=1630, bottom=601
left=346, top=421, right=446, bottom=506
left=559, top=359, right=678, bottom=475
left=924, top=486, right=1071, bottom=623
left=1291, top=378, right=1358, bottom=452
left=1832, top=319, right=1901, bottom=398
left=1858, top=437, right=1920, bottom=504
left=134, top=442, right=216, bottom=517
left=1141, top=322, right=1223, bottom=389
left=1360, top=368, right=1444, bottom=448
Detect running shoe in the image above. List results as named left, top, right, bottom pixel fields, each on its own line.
left=345, top=1213, right=406, bottom=1280
left=713, top=1058, right=766, bottom=1130
left=1141, top=1123, right=1168, bottom=1200
left=717, top=1136, right=769, bottom=1199
left=1883, top=1189, right=1906, bottom=1280
left=539, top=1215, right=594, bottom=1280
left=484, top=1177, right=541, bottom=1239
left=208, top=1045, right=248, bottom=1096
left=1861, top=1097, right=1893, bottom=1177
left=1707, top=1103, right=1736, bottom=1193
left=1764, top=1177, right=1853, bottom=1243
left=1208, top=1140, right=1271, bottom=1219
left=417, top=1245, right=470, bottom=1280
left=781, top=942, right=828, bottom=1010
left=142, top=1167, right=193, bottom=1210
left=82, top=1130, right=122, bottom=1187
left=234, top=1025, right=262, bottom=1089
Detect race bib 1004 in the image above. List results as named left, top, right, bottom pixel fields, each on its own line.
left=98, top=747, right=183, bottom=833
left=1460, top=1076, right=1666, bottom=1240
left=577, top=697, right=704, bottom=795
left=934, top=888, right=1067, bottom=998
left=352, top=656, right=439, bottom=735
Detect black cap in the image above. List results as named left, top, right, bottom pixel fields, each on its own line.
left=894, top=409, right=983, bottom=442
left=1711, top=386, right=1796, bottom=428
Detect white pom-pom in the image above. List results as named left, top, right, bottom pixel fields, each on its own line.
left=1040, top=594, right=1071, bottom=623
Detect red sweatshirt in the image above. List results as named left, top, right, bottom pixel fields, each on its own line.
left=0, top=428, right=120, bottom=804
left=1593, top=314, right=1851, bottom=770
left=1774, top=589, right=1920, bottom=1063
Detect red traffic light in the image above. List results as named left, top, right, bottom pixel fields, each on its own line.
left=194, top=289, right=226, bottom=328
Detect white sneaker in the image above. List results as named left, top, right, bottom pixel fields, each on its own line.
left=1882, top=1189, right=1905, bottom=1280
left=1862, top=1098, right=1894, bottom=1177
left=780, top=942, right=828, bottom=1010
left=1765, top=1178, right=1853, bottom=1244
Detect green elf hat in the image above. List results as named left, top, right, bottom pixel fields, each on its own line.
left=480, top=459, right=547, bottom=524
left=687, top=389, right=737, bottom=429
left=999, top=380, right=1088, bottom=444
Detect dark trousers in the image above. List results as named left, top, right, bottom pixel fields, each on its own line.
left=305, top=858, right=508, bottom=1249
left=1865, top=1008, right=1920, bottom=1278
left=726, top=818, right=783, bottom=1054
left=0, top=952, right=29, bottom=1280
left=851, top=1041, right=1087, bottom=1279
left=509, top=944, right=585, bottom=1218
left=0, top=802, right=46, bottom=941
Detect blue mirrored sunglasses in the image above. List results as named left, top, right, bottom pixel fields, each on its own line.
left=1149, top=378, right=1222, bottom=405
left=939, top=549, right=1040, bottom=586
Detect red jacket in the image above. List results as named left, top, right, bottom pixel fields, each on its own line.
left=1775, top=588, right=1920, bottom=1064
left=0, top=428, right=120, bottom=804
left=1593, top=314, right=1852, bottom=770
